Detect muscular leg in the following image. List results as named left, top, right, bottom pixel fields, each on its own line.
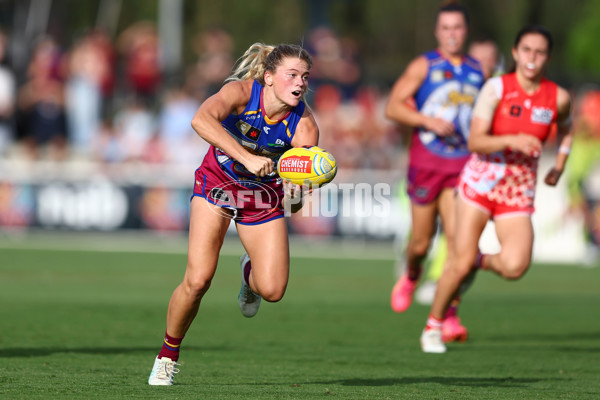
left=406, top=200, right=439, bottom=278
left=430, top=196, right=489, bottom=320
left=236, top=217, right=290, bottom=302
left=165, top=197, right=232, bottom=338
left=437, top=188, right=457, bottom=281
left=391, top=197, right=440, bottom=313
left=484, top=215, right=534, bottom=280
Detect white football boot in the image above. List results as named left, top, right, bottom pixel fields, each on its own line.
left=415, top=280, right=437, bottom=306
left=238, top=253, right=261, bottom=317
left=420, top=329, right=447, bottom=353
left=148, top=357, right=180, bottom=385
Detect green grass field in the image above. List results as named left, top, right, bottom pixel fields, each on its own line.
left=1, top=235, right=599, bottom=399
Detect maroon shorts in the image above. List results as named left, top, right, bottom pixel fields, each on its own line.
left=192, top=152, right=285, bottom=225
left=406, top=166, right=460, bottom=205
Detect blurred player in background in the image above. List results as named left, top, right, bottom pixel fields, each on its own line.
left=414, top=37, right=503, bottom=306
left=385, top=1, right=485, bottom=342
left=565, top=90, right=600, bottom=265
left=468, top=39, right=503, bottom=80
left=420, top=25, right=573, bottom=353
left=148, top=43, right=319, bottom=385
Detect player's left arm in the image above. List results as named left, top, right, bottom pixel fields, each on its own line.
left=284, top=107, right=320, bottom=213
left=544, top=87, right=573, bottom=186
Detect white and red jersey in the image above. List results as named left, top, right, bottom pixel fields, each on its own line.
left=460, top=73, right=557, bottom=209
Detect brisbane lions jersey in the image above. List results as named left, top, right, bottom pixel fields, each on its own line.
left=410, top=50, right=485, bottom=173
left=215, top=80, right=305, bottom=183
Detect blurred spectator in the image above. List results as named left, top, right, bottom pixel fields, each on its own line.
left=17, top=36, right=67, bottom=160
left=186, top=27, right=234, bottom=102
left=0, top=29, right=16, bottom=157
left=65, top=31, right=112, bottom=157
left=307, top=26, right=361, bottom=100
left=311, top=83, right=398, bottom=170
left=117, top=21, right=161, bottom=104
left=92, top=119, right=125, bottom=164
left=112, top=95, right=155, bottom=162
left=157, top=85, right=206, bottom=166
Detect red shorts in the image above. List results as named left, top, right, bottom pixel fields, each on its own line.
left=458, top=181, right=534, bottom=219
left=406, top=166, right=459, bottom=205
left=192, top=151, right=285, bottom=225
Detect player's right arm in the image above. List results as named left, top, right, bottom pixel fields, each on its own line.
left=191, top=80, right=274, bottom=177
left=385, top=56, right=455, bottom=136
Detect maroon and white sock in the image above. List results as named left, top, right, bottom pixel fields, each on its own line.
left=157, top=331, right=184, bottom=362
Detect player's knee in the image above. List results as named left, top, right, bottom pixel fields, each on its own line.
left=183, top=270, right=213, bottom=298
left=410, top=237, right=431, bottom=258
left=500, top=257, right=530, bottom=280
left=452, top=260, right=474, bottom=280
left=257, top=283, right=287, bottom=302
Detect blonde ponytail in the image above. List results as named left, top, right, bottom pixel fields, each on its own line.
left=226, top=43, right=313, bottom=86
left=226, top=43, right=274, bottom=84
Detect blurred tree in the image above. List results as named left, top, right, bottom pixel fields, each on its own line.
left=565, top=0, right=600, bottom=82
left=4, top=0, right=597, bottom=90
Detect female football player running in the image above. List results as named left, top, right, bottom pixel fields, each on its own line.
left=385, top=2, right=484, bottom=342
left=148, top=43, right=319, bottom=384
left=421, top=25, right=573, bottom=353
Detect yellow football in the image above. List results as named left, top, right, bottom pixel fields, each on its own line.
left=277, top=146, right=337, bottom=187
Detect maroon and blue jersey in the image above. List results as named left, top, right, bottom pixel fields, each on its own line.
left=410, top=50, right=484, bottom=174
left=193, top=80, right=307, bottom=225
left=215, top=79, right=306, bottom=184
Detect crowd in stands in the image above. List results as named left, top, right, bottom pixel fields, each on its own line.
left=0, top=23, right=598, bottom=200
left=0, top=24, right=403, bottom=172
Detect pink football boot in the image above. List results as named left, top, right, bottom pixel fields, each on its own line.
left=442, top=315, right=469, bottom=343
left=390, top=274, right=418, bottom=313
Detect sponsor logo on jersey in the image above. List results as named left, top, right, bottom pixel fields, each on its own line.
left=240, top=140, right=258, bottom=150
left=510, top=105, right=522, bottom=117
left=431, top=70, right=444, bottom=82
left=279, top=155, right=312, bottom=173
left=269, top=138, right=286, bottom=147
left=237, top=121, right=261, bottom=141
left=531, top=107, right=554, bottom=124
left=504, top=91, right=519, bottom=100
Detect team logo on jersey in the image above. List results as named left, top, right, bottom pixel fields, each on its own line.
left=444, top=70, right=453, bottom=80
left=237, top=121, right=261, bottom=141
left=510, top=105, right=522, bottom=117
left=448, top=90, right=475, bottom=105
left=531, top=107, right=554, bottom=124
